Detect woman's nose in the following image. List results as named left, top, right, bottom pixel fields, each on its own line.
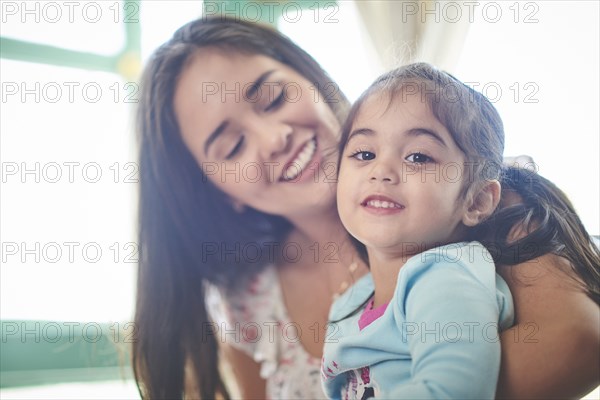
left=255, top=121, right=293, bottom=160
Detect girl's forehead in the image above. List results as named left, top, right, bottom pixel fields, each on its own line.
left=347, top=89, right=462, bottom=149
left=354, top=89, right=430, bottom=123
left=354, top=92, right=393, bottom=119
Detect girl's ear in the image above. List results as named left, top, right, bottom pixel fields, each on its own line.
left=462, top=180, right=501, bottom=227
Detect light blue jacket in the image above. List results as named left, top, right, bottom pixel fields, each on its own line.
left=321, top=242, right=514, bottom=399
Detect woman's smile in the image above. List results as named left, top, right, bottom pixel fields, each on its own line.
left=280, top=136, right=320, bottom=182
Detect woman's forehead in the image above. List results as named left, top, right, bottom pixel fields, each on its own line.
left=174, top=48, right=298, bottom=113
left=184, top=48, right=284, bottom=84
left=174, top=51, right=273, bottom=120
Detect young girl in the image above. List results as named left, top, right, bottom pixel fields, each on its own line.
left=322, top=63, right=515, bottom=399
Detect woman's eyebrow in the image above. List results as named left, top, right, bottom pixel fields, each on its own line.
left=245, top=69, right=276, bottom=99
left=203, top=71, right=277, bottom=157
left=204, top=120, right=228, bottom=156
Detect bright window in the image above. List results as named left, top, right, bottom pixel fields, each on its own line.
left=455, top=0, right=599, bottom=235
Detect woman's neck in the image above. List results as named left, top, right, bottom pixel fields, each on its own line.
left=286, top=205, right=348, bottom=247
left=275, top=205, right=369, bottom=340
left=281, top=205, right=369, bottom=294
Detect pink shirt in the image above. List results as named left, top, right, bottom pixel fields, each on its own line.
left=358, top=298, right=389, bottom=330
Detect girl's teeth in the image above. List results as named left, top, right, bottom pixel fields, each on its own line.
left=282, top=138, right=317, bottom=181
left=367, top=200, right=401, bottom=209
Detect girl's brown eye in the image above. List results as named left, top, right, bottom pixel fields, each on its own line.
left=225, top=136, right=245, bottom=160
left=349, top=150, right=376, bottom=161
left=405, top=153, right=433, bottom=164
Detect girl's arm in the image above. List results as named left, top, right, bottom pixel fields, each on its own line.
left=497, top=254, right=600, bottom=399
left=220, top=343, right=267, bottom=399
left=387, top=244, right=510, bottom=399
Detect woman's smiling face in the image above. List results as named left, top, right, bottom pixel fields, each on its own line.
left=174, top=48, right=342, bottom=218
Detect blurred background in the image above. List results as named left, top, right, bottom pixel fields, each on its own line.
left=1, top=0, right=598, bottom=398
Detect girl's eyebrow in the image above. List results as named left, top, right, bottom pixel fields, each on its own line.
left=347, top=128, right=375, bottom=142
left=406, top=128, right=448, bottom=148
left=347, top=127, right=447, bottom=148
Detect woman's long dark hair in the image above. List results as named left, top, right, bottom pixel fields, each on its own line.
left=133, top=17, right=349, bottom=399
left=474, top=166, right=600, bottom=305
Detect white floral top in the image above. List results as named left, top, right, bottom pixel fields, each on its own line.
left=206, top=265, right=326, bottom=399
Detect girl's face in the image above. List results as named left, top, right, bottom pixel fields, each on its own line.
left=174, top=49, right=341, bottom=219
left=337, top=92, right=472, bottom=260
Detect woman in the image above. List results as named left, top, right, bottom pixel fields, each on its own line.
left=133, top=16, right=599, bottom=399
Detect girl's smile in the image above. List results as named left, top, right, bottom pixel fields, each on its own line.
left=360, top=194, right=405, bottom=215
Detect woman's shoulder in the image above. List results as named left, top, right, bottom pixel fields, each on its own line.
left=206, top=264, right=282, bottom=324
left=205, top=264, right=285, bottom=361
left=498, top=252, right=585, bottom=294
left=497, top=252, right=596, bottom=314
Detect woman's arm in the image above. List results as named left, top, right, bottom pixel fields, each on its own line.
left=497, top=254, right=600, bottom=399
left=220, top=343, right=267, bottom=399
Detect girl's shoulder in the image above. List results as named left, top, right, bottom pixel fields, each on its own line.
left=329, top=272, right=374, bottom=323
left=398, top=241, right=510, bottom=306
left=416, top=241, right=492, bottom=265
left=403, top=241, right=495, bottom=282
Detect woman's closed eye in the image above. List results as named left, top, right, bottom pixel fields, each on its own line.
left=264, top=85, right=285, bottom=112
left=225, top=136, right=245, bottom=160
left=405, top=152, right=434, bottom=164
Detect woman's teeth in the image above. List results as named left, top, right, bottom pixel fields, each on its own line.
left=282, top=138, right=317, bottom=181
left=366, top=200, right=403, bottom=209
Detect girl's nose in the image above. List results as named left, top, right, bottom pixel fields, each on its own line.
left=369, top=159, right=399, bottom=184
